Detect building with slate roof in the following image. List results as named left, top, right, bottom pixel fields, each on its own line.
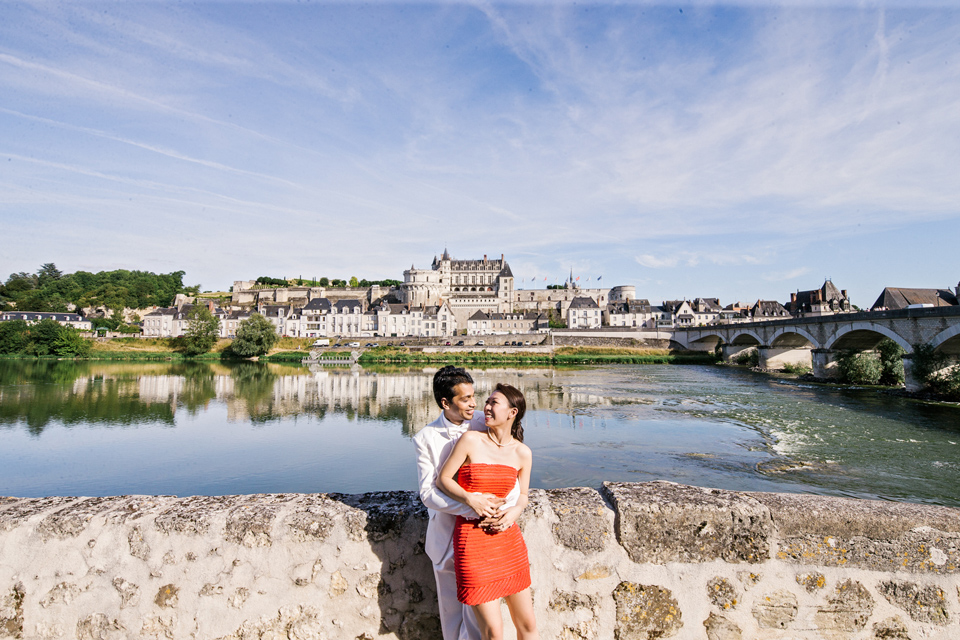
left=871, top=285, right=959, bottom=311
left=785, top=280, right=852, bottom=317
left=0, top=311, right=92, bottom=331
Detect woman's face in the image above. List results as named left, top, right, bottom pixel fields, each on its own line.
left=484, top=391, right=517, bottom=428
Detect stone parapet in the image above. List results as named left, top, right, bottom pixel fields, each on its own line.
left=1, top=482, right=959, bottom=639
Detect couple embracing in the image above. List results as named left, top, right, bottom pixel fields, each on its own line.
left=414, top=366, right=539, bottom=640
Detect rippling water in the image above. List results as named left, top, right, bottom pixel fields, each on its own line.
left=0, top=360, right=957, bottom=505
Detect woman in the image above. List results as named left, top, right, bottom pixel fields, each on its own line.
left=438, top=383, right=539, bottom=640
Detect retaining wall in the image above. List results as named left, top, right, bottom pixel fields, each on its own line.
left=1, top=482, right=959, bottom=639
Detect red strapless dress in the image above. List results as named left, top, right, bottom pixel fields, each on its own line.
left=453, top=463, right=531, bottom=606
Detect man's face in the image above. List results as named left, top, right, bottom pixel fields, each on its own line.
left=442, top=382, right=476, bottom=424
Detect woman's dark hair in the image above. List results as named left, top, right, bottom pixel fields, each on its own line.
left=494, top=383, right=526, bottom=443
left=433, top=365, right=474, bottom=409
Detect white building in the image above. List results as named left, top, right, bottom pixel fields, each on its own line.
left=605, top=299, right=657, bottom=328
left=0, top=311, right=93, bottom=331
left=567, top=296, right=602, bottom=329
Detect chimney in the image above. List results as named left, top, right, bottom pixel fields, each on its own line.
left=483, top=254, right=487, bottom=263
left=841, top=290, right=847, bottom=299
left=501, top=254, right=504, bottom=262
left=790, top=293, right=797, bottom=304
left=208, top=300, right=215, bottom=312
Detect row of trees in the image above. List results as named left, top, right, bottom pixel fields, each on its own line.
left=254, top=276, right=402, bottom=289
left=1, top=263, right=192, bottom=315
left=180, top=308, right=278, bottom=357
left=0, top=319, right=91, bottom=357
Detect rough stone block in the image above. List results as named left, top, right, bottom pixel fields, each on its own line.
left=332, top=491, right=426, bottom=543
left=154, top=584, right=179, bottom=609
left=550, top=590, right=599, bottom=613
left=872, top=616, right=910, bottom=639
left=0, top=583, right=24, bottom=639
left=76, top=613, right=124, bottom=640
left=612, top=582, right=682, bottom=639
left=877, top=580, right=949, bottom=625
left=754, top=492, right=960, bottom=574
left=603, top=481, right=771, bottom=564
left=706, top=577, right=739, bottom=610
left=703, top=612, right=741, bottom=640
left=752, top=589, right=797, bottom=629
left=36, top=497, right=123, bottom=540
left=814, top=579, right=874, bottom=636
left=796, top=571, right=826, bottom=593
left=547, top=487, right=613, bottom=553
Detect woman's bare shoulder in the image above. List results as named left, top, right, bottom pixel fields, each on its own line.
left=517, top=442, right=533, bottom=461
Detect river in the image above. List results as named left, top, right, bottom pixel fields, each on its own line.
left=0, top=360, right=957, bottom=505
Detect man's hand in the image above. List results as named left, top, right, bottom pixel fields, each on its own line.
left=478, top=506, right=522, bottom=533
left=464, top=493, right=505, bottom=519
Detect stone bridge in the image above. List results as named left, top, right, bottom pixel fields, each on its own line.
left=672, top=306, right=960, bottom=390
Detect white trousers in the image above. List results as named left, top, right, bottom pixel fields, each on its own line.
left=433, top=547, right=480, bottom=640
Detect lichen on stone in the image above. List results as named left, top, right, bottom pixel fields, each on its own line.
left=612, top=581, right=682, bottom=639
left=877, top=579, right=949, bottom=625
left=752, top=589, right=797, bottom=629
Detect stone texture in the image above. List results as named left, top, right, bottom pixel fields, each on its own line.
left=127, top=525, right=150, bottom=560
left=872, top=616, right=911, bottom=639
left=284, top=496, right=344, bottom=542
left=329, top=571, right=348, bottom=597
left=76, top=613, right=124, bottom=640
left=154, top=584, right=179, bottom=609
left=604, top=481, right=771, bottom=564
left=547, top=487, right=613, bottom=553
left=112, top=577, right=140, bottom=609
left=752, top=590, right=798, bottom=629
left=0, top=583, right=24, bottom=639
left=706, top=577, right=739, bottom=610
left=39, top=583, right=81, bottom=608
left=814, top=579, right=875, bottom=637
left=755, top=491, right=960, bottom=574
left=577, top=565, right=612, bottom=581
left=613, top=582, right=682, bottom=639
left=550, top=590, right=599, bottom=612
left=225, top=496, right=290, bottom=548
left=877, top=580, right=949, bottom=625
left=796, top=571, right=826, bottom=593
left=703, top=612, right=741, bottom=640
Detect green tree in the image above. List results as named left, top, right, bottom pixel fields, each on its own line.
left=231, top=313, right=279, bottom=357
left=182, top=306, right=220, bottom=356
left=877, top=338, right=905, bottom=386
left=319, top=277, right=329, bottom=287
left=836, top=350, right=882, bottom=385
left=0, top=320, right=29, bottom=354
left=53, top=326, right=91, bottom=357
left=349, top=276, right=359, bottom=288
left=37, top=263, right=63, bottom=287
left=26, top=318, right=63, bottom=356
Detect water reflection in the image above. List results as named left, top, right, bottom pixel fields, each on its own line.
left=1, top=361, right=958, bottom=504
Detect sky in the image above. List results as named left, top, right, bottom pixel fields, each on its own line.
left=1, top=1, right=958, bottom=309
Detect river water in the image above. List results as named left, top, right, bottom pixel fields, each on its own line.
left=0, top=360, right=957, bottom=505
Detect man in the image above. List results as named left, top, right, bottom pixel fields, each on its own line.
left=414, top=366, right=520, bottom=640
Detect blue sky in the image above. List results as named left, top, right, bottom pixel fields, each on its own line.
left=1, top=1, right=958, bottom=309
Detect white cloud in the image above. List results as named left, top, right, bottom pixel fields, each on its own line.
left=762, top=267, right=812, bottom=282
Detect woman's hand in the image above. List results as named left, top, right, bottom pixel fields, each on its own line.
left=464, top=492, right=505, bottom=519
left=480, top=505, right=522, bottom=532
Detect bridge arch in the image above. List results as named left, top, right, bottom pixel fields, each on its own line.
left=769, top=327, right=819, bottom=348
left=930, top=324, right=960, bottom=356
left=826, top=322, right=912, bottom=352
left=729, top=330, right=762, bottom=346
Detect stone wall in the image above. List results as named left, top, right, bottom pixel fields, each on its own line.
left=2, top=482, right=959, bottom=639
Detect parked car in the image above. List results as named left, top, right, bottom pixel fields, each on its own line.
left=348, top=342, right=360, bottom=348
left=524, top=341, right=531, bottom=345
left=399, top=342, right=405, bottom=346
left=311, top=339, right=330, bottom=347
left=456, top=340, right=465, bottom=346
left=371, top=343, right=379, bottom=348
left=445, top=341, right=451, bottom=346
left=476, top=340, right=485, bottom=346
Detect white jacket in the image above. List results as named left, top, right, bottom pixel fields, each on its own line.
left=414, top=411, right=520, bottom=564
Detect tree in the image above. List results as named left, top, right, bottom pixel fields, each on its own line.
left=0, top=320, right=29, bottom=354
left=231, top=313, right=279, bottom=357
left=877, top=339, right=905, bottom=386
left=37, top=263, right=62, bottom=287
left=349, top=276, right=360, bottom=288
left=319, top=277, right=329, bottom=287
left=53, top=326, right=91, bottom=357
left=183, top=306, right=220, bottom=356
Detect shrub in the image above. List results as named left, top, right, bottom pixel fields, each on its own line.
left=877, top=338, right=905, bottom=386
left=836, top=350, right=882, bottom=385
left=733, top=349, right=759, bottom=367
left=911, top=342, right=960, bottom=400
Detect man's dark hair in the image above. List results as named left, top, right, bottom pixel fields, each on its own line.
left=433, top=365, right=473, bottom=409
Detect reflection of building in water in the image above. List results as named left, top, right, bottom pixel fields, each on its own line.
left=74, top=366, right=616, bottom=434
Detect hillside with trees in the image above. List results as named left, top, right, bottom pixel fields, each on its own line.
left=0, top=263, right=190, bottom=316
